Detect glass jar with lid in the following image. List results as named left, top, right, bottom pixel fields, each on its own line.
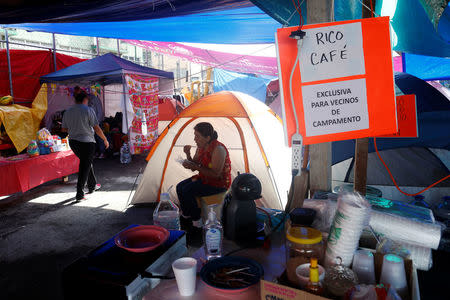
left=286, top=226, right=324, bottom=285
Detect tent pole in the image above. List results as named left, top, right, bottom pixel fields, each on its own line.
left=121, top=73, right=129, bottom=137
left=102, top=85, right=106, bottom=113
left=307, top=0, right=334, bottom=196
left=96, top=37, right=100, bottom=56
left=116, top=39, right=120, bottom=57
left=4, top=28, right=14, bottom=100
left=52, top=33, right=57, bottom=71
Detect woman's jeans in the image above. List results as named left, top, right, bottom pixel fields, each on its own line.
left=176, top=178, right=226, bottom=221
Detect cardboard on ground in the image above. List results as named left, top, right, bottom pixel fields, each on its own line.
left=380, top=94, right=418, bottom=138
left=276, top=17, right=397, bottom=145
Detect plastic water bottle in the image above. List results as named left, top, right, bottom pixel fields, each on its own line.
left=153, top=193, right=180, bottom=230
left=120, top=143, right=132, bottom=164
left=204, top=205, right=223, bottom=260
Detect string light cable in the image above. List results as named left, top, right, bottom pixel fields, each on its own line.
left=373, top=137, right=450, bottom=197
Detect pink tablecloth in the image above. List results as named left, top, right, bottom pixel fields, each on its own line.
left=0, top=150, right=79, bottom=196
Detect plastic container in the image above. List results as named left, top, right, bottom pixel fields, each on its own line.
left=120, top=142, right=132, bottom=164
left=286, top=226, right=324, bottom=285
left=204, top=205, right=223, bottom=260
left=153, top=193, right=180, bottom=230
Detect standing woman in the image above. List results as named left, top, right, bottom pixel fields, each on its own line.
left=62, top=91, right=109, bottom=201
left=177, top=122, right=231, bottom=230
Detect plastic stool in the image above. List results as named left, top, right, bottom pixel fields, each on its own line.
left=196, top=191, right=228, bottom=222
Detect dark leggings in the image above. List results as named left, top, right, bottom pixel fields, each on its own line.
left=176, top=178, right=226, bottom=221
left=69, top=140, right=97, bottom=200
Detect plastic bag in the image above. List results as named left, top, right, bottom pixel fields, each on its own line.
left=27, top=140, right=39, bottom=157
left=303, top=199, right=337, bottom=232
left=36, top=128, right=52, bottom=141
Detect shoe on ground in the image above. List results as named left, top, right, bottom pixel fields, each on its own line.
left=87, top=183, right=101, bottom=194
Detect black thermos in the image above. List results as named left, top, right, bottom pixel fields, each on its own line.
left=224, top=173, right=262, bottom=242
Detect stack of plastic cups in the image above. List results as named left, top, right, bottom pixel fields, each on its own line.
left=380, top=254, right=409, bottom=300
left=325, top=193, right=371, bottom=267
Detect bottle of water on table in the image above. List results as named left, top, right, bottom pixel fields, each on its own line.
left=153, top=192, right=180, bottom=230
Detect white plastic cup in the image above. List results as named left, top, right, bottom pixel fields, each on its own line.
left=352, top=250, right=376, bottom=284
left=380, top=254, right=409, bottom=299
left=172, top=257, right=198, bottom=296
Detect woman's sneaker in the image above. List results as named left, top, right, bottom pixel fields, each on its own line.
left=87, top=184, right=101, bottom=194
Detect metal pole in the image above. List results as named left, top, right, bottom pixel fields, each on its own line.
left=96, top=37, right=100, bottom=56
left=176, top=60, right=180, bottom=89
left=52, top=33, right=57, bottom=71
left=121, top=74, right=129, bottom=136
left=116, top=39, right=120, bottom=57
left=4, top=28, right=14, bottom=100
left=189, top=62, right=192, bottom=82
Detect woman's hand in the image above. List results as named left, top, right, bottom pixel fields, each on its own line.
left=183, top=145, right=192, bottom=156
left=182, top=160, right=198, bottom=171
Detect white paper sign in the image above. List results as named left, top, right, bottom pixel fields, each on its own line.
left=302, top=78, right=369, bottom=136
left=299, top=22, right=366, bottom=83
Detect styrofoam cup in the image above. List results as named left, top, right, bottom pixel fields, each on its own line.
left=172, top=257, right=197, bottom=296
left=352, top=250, right=376, bottom=284
left=380, top=254, right=409, bottom=299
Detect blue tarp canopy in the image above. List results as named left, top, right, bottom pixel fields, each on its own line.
left=375, top=0, right=450, bottom=57
left=250, top=0, right=450, bottom=57
left=5, top=1, right=450, bottom=53
left=0, top=0, right=252, bottom=23
left=5, top=7, right=280, bottom=44
left=332, top=72, right=450, bottom=165
left=41, top=53, right=174, bottom=85
left=213, top=69, right=274, bottom=102
left=402, top=53, right=450, bottom=81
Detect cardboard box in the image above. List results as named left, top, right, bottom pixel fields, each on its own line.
left=261, top=253, right=414, bottom=300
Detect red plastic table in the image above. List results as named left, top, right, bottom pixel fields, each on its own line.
left=0, top=150, right=79, bottom=196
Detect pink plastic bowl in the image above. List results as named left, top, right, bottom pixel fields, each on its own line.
left=114, top=225, right=170, bottom=253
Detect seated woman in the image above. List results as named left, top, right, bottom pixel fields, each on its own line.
left=177, top=122, right=231, bottom=230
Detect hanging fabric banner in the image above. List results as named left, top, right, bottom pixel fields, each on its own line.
left=125, top=74, right=159, bottom=154
left=126, top=40, right=278, bottom=76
